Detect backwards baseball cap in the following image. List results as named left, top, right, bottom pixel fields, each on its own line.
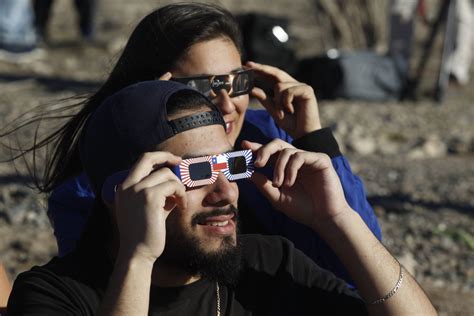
left=79, top=80, right=225, bottom=194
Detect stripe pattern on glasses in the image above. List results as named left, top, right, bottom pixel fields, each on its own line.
left=221, top=150, right=254, bottom=181
left=176, top=150, right=254, bottom=187
left=178, top=156, right=219, bottom=187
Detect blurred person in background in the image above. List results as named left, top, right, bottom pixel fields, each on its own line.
left=3, top=2, right=381, bottom=287
left=0, top=0, right=43, bottom=62
left=33, top=0, right=98, bottom=43
left=447, top=0, right=474, bottom=85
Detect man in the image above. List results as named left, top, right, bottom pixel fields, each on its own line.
left=7, top=81, right=436, bottom=315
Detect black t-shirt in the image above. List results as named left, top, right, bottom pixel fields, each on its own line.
left=7, top=235, right=367, bottom=315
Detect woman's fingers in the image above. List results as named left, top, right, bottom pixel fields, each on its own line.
left=158, top=72, right=172, bottom=80
left=250, top=86, right=282, bottom=119
left=274, top=82, right=315, bottom=115
left=246, top=61, right=296, bottom=82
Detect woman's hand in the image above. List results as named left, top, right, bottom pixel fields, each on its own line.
left=246, top=61, right=322, bottom=139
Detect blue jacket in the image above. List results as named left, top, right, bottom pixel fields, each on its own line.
left=48, top=109, right=381, bottom=285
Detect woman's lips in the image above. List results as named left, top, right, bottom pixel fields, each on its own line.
left=225, top=121, right=233, bottom=134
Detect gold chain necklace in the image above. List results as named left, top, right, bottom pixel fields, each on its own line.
left=216, top=282, right=221, bottom=316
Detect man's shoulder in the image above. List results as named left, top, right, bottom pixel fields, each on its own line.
left=8, top=253, right=104, bottom=314
left=239, top=234, right=300, bottom=271
left=12, top=256, right=82, bottom=297
left=235, top=234, right=366, bottom=314
left=239, top=233, right=293, bottom=250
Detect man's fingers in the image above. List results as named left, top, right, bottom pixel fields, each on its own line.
left=148, top=180, right=188, bottom=212
left=253, top=139, right=295, bottom=168
left=161, top=180, right=188, bottom=211
left=250, top=172, right=281, bottom=205
left=280, top=90, right=295, bottom=115
left=284, top=152, right=306, bottom=187
left=240, top=140, right=263, bottom=151
left=273, top=148, right=299, bottom=187
left=122, top=152, right=181, bottom=189
left=133, top=168, right=182, bottom=192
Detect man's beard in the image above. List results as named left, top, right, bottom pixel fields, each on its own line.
left=158, top=205, right=242, bottom=287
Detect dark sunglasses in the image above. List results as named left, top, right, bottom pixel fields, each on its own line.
left=172, top=68, right=254, bottom=99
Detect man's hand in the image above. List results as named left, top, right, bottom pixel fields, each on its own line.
left=243, top=139, right=437, bottom=315
left=246, top=61, right=322, bottom=139
left=113, top=151, right=187, bottom=262
left=242, top=139, right=350, bottom=231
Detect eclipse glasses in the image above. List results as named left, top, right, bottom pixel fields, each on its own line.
left=172, top=68, right=254, bottom=99
left=102, top=149, right=255, bottom=203
left=172, top=149, right=255, bottom=188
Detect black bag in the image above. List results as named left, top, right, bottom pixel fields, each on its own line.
left=295, top=50, right=408, bottom=101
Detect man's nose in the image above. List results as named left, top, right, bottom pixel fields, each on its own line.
left=214, top=90, right=236, bottom=115
left=204, top=173, right=238, bottom=207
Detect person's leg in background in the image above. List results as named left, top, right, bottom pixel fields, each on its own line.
left=0, top=0, right=38, bottom=53
left=447, top=0, right=474, bottom=85
left=388, top=0, right=419, bottom=61
left=74, top=0, right=98, bottom=40
left=33, top=0, right=54, bottom=43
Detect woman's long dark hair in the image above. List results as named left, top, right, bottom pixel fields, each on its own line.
left=1, top=2, right=242, bottom=193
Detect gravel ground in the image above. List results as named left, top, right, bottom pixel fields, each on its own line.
left=0, top=1, right=473, bottom=315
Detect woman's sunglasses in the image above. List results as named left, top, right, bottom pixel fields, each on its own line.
left=172, top=68, right=254, bottom=99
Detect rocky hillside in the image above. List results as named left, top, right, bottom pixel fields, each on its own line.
left=0, top=1, right=473, bottom=315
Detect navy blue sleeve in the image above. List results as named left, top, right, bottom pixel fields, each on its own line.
left=48, top=174, right=95, bottom=257
left=239, top=110, right=381, bottom=286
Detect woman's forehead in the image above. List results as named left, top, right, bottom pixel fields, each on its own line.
left=173, top=38, right=242, bottom=76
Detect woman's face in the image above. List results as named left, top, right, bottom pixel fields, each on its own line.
left=171, top=37, right=249, bottom=146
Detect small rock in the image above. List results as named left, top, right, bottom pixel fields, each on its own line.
left=422, top=136, right=447, bottom=158
left=348, top=136, right=376, bottom=155
left=447, top=136, right=471, bottom=154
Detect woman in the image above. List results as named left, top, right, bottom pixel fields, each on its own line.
left=12, top=3, right=381, bottom=284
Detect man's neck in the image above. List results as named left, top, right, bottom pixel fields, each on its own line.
left=151, top=261, right=201, bottom=287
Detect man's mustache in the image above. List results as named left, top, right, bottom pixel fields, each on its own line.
left=191, top=205, right=239, bottom=225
